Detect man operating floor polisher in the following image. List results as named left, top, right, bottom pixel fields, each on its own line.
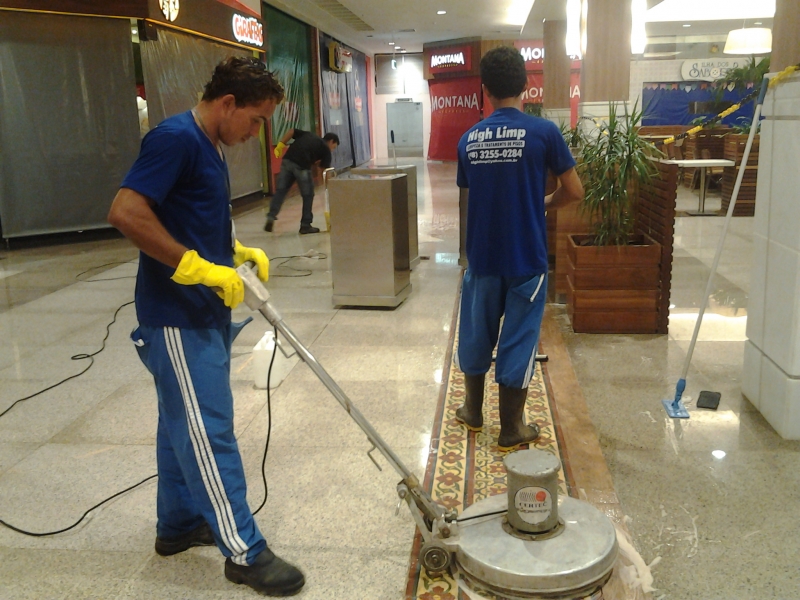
left=109, top=58, right=304, bottom=597
left=236, top=261, right=619, bottom=600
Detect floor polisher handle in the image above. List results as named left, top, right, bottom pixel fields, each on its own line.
left=236, top=262, right=447, bottom=526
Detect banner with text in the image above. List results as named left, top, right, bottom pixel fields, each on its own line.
left=428, top=76, right=481, bottom=161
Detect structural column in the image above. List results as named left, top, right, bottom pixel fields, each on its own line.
left=579, top=0, right=631, bottom=123
left=741, top=0, right=800, bottom=438
left=771, top=0, right=800, bottom=72
left=543, top=19, right=571, bottom=126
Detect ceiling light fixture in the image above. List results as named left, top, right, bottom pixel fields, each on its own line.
left=683, top=23, right=691, bottom=27
left=437, top=10, right=446, bottom=15
left=724, top=26, right=772, bottom=54
left=631, top=0, right=648, bottom=54
left=389, top=42, right=395, bottom=45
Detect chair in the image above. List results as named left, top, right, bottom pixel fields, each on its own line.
left=700, top=149, right=724, bottom=192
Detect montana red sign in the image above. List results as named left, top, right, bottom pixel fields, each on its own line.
left=429, top=45, right=472, bottom=74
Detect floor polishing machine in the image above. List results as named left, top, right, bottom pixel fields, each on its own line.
left=237, top=263, right=619, bottom=599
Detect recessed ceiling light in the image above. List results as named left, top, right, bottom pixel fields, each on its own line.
left=389, top=42, right=395, bottom=45
left=754, top=21, right=762, bottom=24
left=400, top=49, right=407, bottom=53
left=683, top=23, right=691, bottom=27
left=437, top=10, right=446, bottom=15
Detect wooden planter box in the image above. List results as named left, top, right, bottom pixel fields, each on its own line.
left=720, top=134, right=759, bottom=216
left=566, top=234, right=662, bottom=333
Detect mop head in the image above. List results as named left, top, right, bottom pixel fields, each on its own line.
left=663, top=378, right=690, bottom=419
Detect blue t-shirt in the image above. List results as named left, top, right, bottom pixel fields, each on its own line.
left=121, top=111, right=233, bottom=329
left=457, top=108, right=575, bottom=277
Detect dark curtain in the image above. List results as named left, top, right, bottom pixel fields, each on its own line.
left=263, top=5, right=315, bottom=144
left=346, top=50, right=371, bottom=165
left=319, top=32, right=354, bottom=169
left=0, top=12, right=140, bottom=238
left=140, top=28, right=263, bottom=199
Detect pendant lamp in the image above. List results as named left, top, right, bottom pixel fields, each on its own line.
left=723, top=27, right=772, bottom=55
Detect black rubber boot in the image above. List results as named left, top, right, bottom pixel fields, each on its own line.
left=264, top=216, right=275, bottom=232
left=497, top=384, right=540, bottom=451
left=455, top=373, right=485, bottom=431
left=155, top=522, right=216, bottom=556
left=225, top=548, right=305, bottom=597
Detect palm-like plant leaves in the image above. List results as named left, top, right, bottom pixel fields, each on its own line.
left=577, top=101, right=663, bottom=246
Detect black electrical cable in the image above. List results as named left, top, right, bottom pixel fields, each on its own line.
left=456, top=509, right=507, bottom=523
left=0, top=260, right=280, bottom=536
left=0, top=300, right=135, bottom=419
left=75, top=261, right=138, bottom=282
left=252, top=324, right=278, bottom=515
left=0, top=474, right=158, bottom=537
left=0, top=310, right=280, bottom=536
left=269, top=253, right=328, bottom=278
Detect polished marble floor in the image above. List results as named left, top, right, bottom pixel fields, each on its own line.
left=0, top=161, right=797, bottom=600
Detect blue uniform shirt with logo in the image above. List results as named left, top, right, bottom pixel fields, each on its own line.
left=457, top=108, right=576, bottom=277
left=121, top=111, right=233, bottom=329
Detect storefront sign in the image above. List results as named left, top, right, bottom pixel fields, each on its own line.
left=681, top=59, right=742, bottom=82
left=147, top=0, right=265, bottom=51
left=514, top=40, right=545, bottom=71
left=329, top=42, right=353, bottom=73
left=428, top=76, right=481, bottom=160
left=429, top=45, right=472, bottom=74
left=232, top=13, right=263, bottom=47
left=159, top=0, right=179, bottom=21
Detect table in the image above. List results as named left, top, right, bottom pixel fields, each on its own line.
left=659, top=158, right=735, bottom=215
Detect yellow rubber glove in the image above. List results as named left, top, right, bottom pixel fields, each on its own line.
left=171, top=250, right=244, bottom=308
left=233, top=240, right=270, bottom=283
left=274, top=141, right=287, bottom=158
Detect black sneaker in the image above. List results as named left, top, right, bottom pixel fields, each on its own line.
left=155, top=522, right=216, bottom=556
left=225, top=549, right=305, bottom=596
left=298, top=225, right=320, bottom=234
left=264, top=217, right=275, bottom=232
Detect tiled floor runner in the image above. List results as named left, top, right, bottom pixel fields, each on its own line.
left=404, top=319, right=576, bottom=600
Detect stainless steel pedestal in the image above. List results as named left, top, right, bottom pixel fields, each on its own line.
left=328, top=174, right=412, bottom=308
left=351, top=164, right=419, bottom=269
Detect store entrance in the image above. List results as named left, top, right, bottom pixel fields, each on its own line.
left=387, top=101, right=423, bottom=157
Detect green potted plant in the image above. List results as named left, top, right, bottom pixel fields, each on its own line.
left=551, top=120, right=591, bottom=301
left=566, top=101, right=666, bottom=333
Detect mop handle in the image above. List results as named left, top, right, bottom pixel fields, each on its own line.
left=678, top=79, right=768, bottom=381
left=236, top=264, right=431, bottom=493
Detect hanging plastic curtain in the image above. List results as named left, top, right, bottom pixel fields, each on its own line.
left=319, top=33, right=354, bottom=169
left=346, top=50, right=371, bottom=165
left=264, top=5, right=315, bottom=144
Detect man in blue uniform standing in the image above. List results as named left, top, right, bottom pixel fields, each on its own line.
left=264, top=128, right=339, bottom=234
left=108, top=57, right=304, bottom=596
left=454, top=46, right=584, bottom=451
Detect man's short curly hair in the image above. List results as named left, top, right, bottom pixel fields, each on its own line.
left=202, top=56, right=285, bottom=107
left=480, top=46, right=527, bottom=100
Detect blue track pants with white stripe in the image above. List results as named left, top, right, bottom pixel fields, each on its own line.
left=456, top=270, right=547, bottom=389
left=132, top=324, right=266, bottom=566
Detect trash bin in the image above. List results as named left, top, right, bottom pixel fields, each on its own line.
left=350, top=164, right=419, bottom=269
left=328, top=174, right=412, bottom=308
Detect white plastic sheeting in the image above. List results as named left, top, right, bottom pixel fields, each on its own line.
left=139, top=27, right=263, bottom=200
left=0, top=12, right=140, bottom=238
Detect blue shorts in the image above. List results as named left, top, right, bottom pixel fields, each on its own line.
left=456, top=269, right=547, bottom=389
left=132, top=323, right=266, bottom=566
